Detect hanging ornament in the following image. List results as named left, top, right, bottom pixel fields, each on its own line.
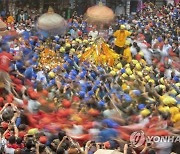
left=37, top=7, right=67, bottom=36
left=85, top=2, right=115, bottom=25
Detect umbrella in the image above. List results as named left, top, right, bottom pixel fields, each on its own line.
left=85, top=2, right=115, bottom=24
left=37, top=7, right=67, bottom=36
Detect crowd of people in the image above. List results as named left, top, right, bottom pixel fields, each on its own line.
left=0, top=1, right=179, bottom=154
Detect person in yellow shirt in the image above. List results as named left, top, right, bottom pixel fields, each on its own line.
left=113, top=25, right=131, bottom=55
left=7, top=15, right=15, bottom=24
left=123, top=40, right=132, bottom=63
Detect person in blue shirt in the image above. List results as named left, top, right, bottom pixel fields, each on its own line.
left=98, top=121, right=118, bottom=142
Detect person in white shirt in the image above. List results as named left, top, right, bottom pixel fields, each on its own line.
left=161, top=39, right=172, bottom=62
left=88, top=28, right=98, bottom=39
left=16, top=25, right=25, bottom=34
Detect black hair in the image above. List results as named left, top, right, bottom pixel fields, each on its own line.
left=61, top=142, right=70, bottom=150
left=8, top=136, right=16, bottom=144
left=25, top=140, right=33, bottom=149
left=58, top=130, right=66, bottom=141
left=39, top=144, right=46, bottom=153
left=148, top=149, right=156, bottom=154
left=18, top=124, right=26, bottom=131
left=56, top=147, right=65, bottom=154
left=16, top=137, right=23, bottom=144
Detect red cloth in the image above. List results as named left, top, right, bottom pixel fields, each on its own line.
left=7, top=144, right=19, bottom=149
left=0, top=97, right=4, bottom=103
left=0, top=51, right=13, bottom=72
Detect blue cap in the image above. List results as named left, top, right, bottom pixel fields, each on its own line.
left=98, top=100, right=105, bottom=107
left=79, top=91, right=85, bottom=98
left=123, top=94, right=132, bottom=103
left=157, top=37, right=162, bottom=42
left=121, top=68, right=126, bottom=74
left=63, top=64, right=68, bottom=70
left=102, top=119, right=119, bottom=128
left=79, top=72, right=85, bottom=79
left=88, top=90, right=94, bottom=96
left=138, top=104, right=146, bottom=110
left=91, top=72, right=96, bottom=79
left=133, top=90, right=141, bottom=96
left=173, top=76, right=179, bottom=82
left=64, top=73, right=69, bottom=78
left=69, top=75, right=76, bottom=80
left=24, top=67, right=33, bottom=79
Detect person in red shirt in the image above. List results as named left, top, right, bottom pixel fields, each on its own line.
left=0, top=51, right=13, bottom=94
left=0, top=51, right=13, bottom=72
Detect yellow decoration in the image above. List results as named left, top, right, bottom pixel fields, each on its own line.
left=39, top=48, right=61, bottom=69
left=81, top=41, right=119, bottom=66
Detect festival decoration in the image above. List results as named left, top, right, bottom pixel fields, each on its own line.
left=39, top=48, right=62, bottom=69
left=85, top=2, right=115, bottom=24
left=37, top=7, right=67, bottom=36
left=80, top=38, right=119, bottom=66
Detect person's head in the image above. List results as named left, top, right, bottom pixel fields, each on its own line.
left=18, top=124, right=26, bottom=131
left=25, top=140, right=33, bottom=149
left=39, top=144, right=46, bottom=153
left=14, top=149, right=21, bottom=154
left=58, top=131, right=66, bottom=141
left=8, top=136, right=16, bottom=144
left=133, top=42, right=138, bottom=47
left=120, top=25, right=126, bottom=31
left=148, top=149, right=156, bottom=154
left=164, top=39, right=169, bottom=45
left=56, top=147, right=65, bottom=154
left=16, top=137, right=23, bottom=145
left=68, top=146, right=81, bottom=154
